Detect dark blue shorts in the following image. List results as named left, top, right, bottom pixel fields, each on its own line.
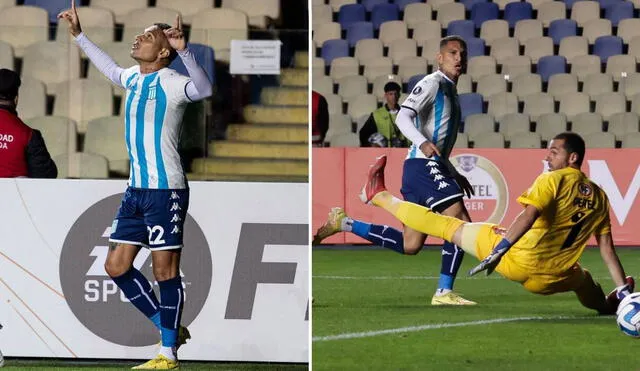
left=400, top=158, right=463, bottom=213
left=109, top=187, right=190, bottom=250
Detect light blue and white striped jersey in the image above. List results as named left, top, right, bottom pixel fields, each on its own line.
left=120, top=66, right=191, bottom=189
left=400, top=70, right=461, bottom=160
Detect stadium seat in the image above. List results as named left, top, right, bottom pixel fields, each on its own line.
left=406, top=74, right=427, bottom=93
left=55, top=7, right=115, bottom=45
left=363, top=57, right=393, bottom=82
left=598, top=0, right=622, bottom=10
left=536, top=113, right=568, bottom=140
left=436, top=3, right=466, bottom=28
left=571, top=1, right=600, bottom=26
left=321, top=39, right=349, bottom=66
left=24, top=0, right=69, bottom=23
left=459, top=93, right=485, bottom=122
left=169, top=43, right=215, bottom=84
left=504, top=2, right=533, bottom=28
left=583, top=73, right=613, bottom=97
left=501, top=56, right=532, bottom=79
left=326, top=114, right=353, bottom=141
left=362, top=0, right=388, bottom=12
left=325, top=93, right=344, bottom=115
left=330, top=132, right=360, bottom=146
left=605, top=1, right=633, bottom=26
left=371, top=3, right=400, bottom=29
left=389, top=38, right=418, bottom=65
left=373, top=74, right=402, bottom=101
left=629, top=36, right=640, bottom=62
left=499, top=113, right=531, bottom=140
left=509, top=132, right=542, bottom=148
left=488, top=92, right=519, bottom=121
left=622, top=132, right=640, bottom=147
left=470, top=2, right=500, bottom=29
left=608, top=112, right=640, bottom=140
left=337, top=4, right=365, bottom=30
left=477, top=74, right=507, bottom=99
left=396, top=0, right=423, bottom=11
left=606, top=55, right=636, bottom=81
left=583, top=132, right=616, bottom=147
left=412, top=21, right=442, bottom=44
left=523, top=93, right=555, bottom=121
left=398, top=57, right=428, bottom=82
left=547, top=73, right=579, bottom=100
left=429, top=0, right=457, bottom=12
left=489, top=37, right=519, bottom=64
left=26, top=116, right=77, bottom=157
left=447, top=20, right=475, bottom=40
left=594, top=92, right=626, bottom=120
left=0, top=40, right=13, bottom=70
left=346, top=22, right=374, bottom=47
left=221, top=0, right=280, bottom=28
left=548, top=19, right=578, bottom=46
left=523, top=37, right=554, bottom=64
left=617, top=18, right=640, bottom=44
left=457, top=74, right=473, bottom=94
left=454, top=132, right=470, bottom=147
left=379, top=20, right=408, bottom=46
left=537, top=1, right=567, bottom=27
left=419, top=38, right=441, bottom=67
left=466, top=38, right=486, bottom=59
left=559, top=92, right=590, bottom=121
left=537, top=55, right=567, bottom=82
left=513, top=19, right=544, bottom=44
left=337, top=75, right=368, bottom=101
left=480, top=20, right=509, bottom=46
left=570, top=112, right=604, bottom=136
left=0, top=6, right=48, bottom=57
left=329, top=57, right=358, bottom=81
left=355, top=38, right=383, bottom=63
left=403, top=3, right=433, bottom=29
left=621, top=73, right=640, bottom=99
left=593, top=35, right=623, bottom=63
left=90, top=0, right=147, bottom=24
left=190, top=8, right=248, bottom=63
left=21, top=41, right=81, bottom=93
left=493, top=0, right=520, bottom=11
left=630, top=93, right=640, bottom=116
left=314, top=75, right=334, bottom=97
left=15, top=77, right=46, bottom=120
left=0, top=0, right=13, bottom=11
left=313, top=5, right=333, bottom=29
left=87, top=42, right=136, bottom=97
left=582, top=19, right=613, bottom=44
left=464, top=113, right=495, bottom=140
left=570, top=55, right=602, bottom=81
left=53, top=79, right=113, bottom=134
left=122, top=8, right=179, bottom=44
left=347, top=94, right=377, bottom=121
left=314, top=22, right=341, bottom=46
left=330, top=0, right=357, bottom=12
left=558, top=36, right=589, bottom=63
left=84, top=116, right=130, bottom=176
left=55, top=152, right=109, bottom=179
left=473, top=132, right=505, bottom=147
left=461, top=0, right=489, bottom=11
left=511, top=73, right=542, bottom=100
left=156, top=0, right=214, bottom=24
left=467, top=56, right=496, bottom=81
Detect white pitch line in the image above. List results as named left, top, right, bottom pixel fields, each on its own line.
left=313, top=275, right=614, bottom=280
left=312, top=316, right=610, bottom=342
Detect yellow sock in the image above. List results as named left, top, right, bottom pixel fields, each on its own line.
left=372, top=191, right=464, bottom=242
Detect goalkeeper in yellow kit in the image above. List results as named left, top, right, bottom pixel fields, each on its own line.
left=359, top=132, right=633, bottom=314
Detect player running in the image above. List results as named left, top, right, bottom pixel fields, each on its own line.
left=314, top=36, right=477, bottom=306
left=59, top=0, right=212, bottom=368
left=359, top=132, right=633, bottom=314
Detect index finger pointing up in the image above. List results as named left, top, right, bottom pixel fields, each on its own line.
left=71, top=0, right=76, bottom=11
left=175, top=14, right=182, bottom=31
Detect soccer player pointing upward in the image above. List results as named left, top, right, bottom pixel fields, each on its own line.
left=59, top=0, right=212, bottom=369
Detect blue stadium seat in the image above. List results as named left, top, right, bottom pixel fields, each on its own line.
left=593, top=35, right=623, bottom=63
left=394, top=0, right=421, bottom=11
left=605, top=1, right=634, bottom=26
left=338, top=4, right=366, bottom=30
left=470, top=2, right=499, bottom=29
left=504, top=2, right=533, bottom=28
left=321, top=39, right=349, bottom=65
left=561, top=0, right=582, bottom=8
left=362, top=0, right=388, bottom=12
left=598, top=0, right=623, bottom=9
left=407, top=74, right=427, bottom=93
left=461, top=0, right=488, bottom=11
left=371, top=3, right=400, bottom=29
left=447, top=20, right=475, bottom=40
left=466, top=37, right=486, bottom=58
left=537, top=55, right=566, bottom=82
left=169, top=43, right=215, bottom=84
left=548, top=19, right=577, bottom=45
left=346, top=22, right=374, bottom=47
left=459, top=93, right=484, bottom=122
left=24, top=0, right=68, bottom=23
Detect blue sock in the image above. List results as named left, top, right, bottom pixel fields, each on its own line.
left=351, top=220, right=405, bottom=254
left=438, top=241, right=465, bottom=290
left=158, top=276, right=184, bottom=347
left=111, top=268, right=160, bottom=329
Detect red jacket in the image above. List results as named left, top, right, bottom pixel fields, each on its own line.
left=312, top=91, right=329, bottom=145
left=0, top=106, right=57, bottom=178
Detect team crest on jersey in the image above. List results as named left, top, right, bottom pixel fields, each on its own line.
left=578, top=183, right=592, bottom=196
left=148, top=84, right=157, bottom=100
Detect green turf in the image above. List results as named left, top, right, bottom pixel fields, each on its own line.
left=2, top=360, right=307, bottom=370
left=312, top=248, right=640, bottom=371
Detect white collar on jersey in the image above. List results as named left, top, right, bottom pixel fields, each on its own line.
left=436, top=69, right=455, bottom=85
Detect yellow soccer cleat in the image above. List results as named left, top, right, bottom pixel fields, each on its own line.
left=132, top=354, right=178, bottom=370
left=431, top=292, right=477, bottom=306
left=312, top=207, right=348, bottom=245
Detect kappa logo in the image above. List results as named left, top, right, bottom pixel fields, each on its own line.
left=171, top=225, right=181, bottom=234
left=170, top=214, right=182, bottom=223
left=437, top=181, right=450, bottom=190
left=171, top=192, right=180, bottom=200
left=434, top=174, right=444, bottom=181
left=430, top=167, right=441, bottom=175
left=427, top=161, right=438, bottom=167
left=59, top=193, right=212, bottom=347
left=170, top=202, right=182, bottom=211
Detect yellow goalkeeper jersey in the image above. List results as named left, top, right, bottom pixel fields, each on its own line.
left=509, top=167, right=611, bottom=275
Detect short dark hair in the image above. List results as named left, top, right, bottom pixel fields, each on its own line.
left=553, top=132, right=586, bottom=166
left=0, top=68, right=21, bottom=101
left=440, top=35, right=467, bottom=51
left=154, top=23, right=178, bottom=63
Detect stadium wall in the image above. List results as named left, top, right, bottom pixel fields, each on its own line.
left=313, top=148, right=640, bottom=246
left=0, top=179, right=308, bottom=362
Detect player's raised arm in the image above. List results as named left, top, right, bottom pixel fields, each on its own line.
left=165, top=14, right=213, bottom=101
left=58, top=0, right=124, bottom=87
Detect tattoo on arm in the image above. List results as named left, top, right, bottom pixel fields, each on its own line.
left=109, top=242, right=118, bottom=251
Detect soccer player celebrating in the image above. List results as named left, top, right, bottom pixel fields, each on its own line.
left=314, top=36, right=477, bottom=306
left=59, top=0, right=212, bottom=368
left=360, top=132, right=633, bottom=314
